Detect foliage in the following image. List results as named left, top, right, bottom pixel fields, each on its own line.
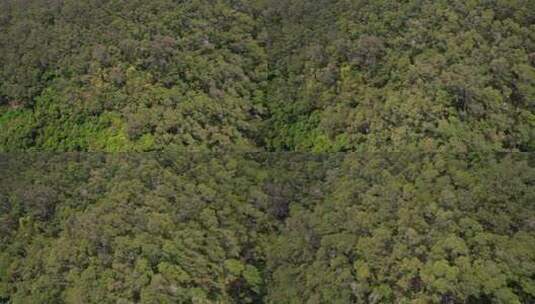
left=1, top=0, right=534, bottom=303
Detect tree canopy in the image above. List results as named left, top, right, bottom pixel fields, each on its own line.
left=0, top=0, right=534, bottom=303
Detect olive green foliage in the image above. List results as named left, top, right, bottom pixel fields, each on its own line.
left=266, top=153, right=535, bottom=303
left=1, top=154, right=276, bottom=303
left=263, top=0, right=535, bottom=152
left=0, top=0, right=267, bottom=151
left=1, top=154, right=534, bottom=303
left=1, top=0, right=534, bottom=152
left=1, top=0, right=534, bottom=303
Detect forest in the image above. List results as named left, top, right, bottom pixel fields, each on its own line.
left=0, top=0, right=534, bottom=303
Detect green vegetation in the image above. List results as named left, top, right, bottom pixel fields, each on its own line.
left=0, top=0, right=267, bottom=151
left=262, top=0, right=535, bottom=152
left=0, top=0, right=534, bottom=303
left=1, top=154, right=534, bottom=303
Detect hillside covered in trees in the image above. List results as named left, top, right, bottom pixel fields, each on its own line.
left=0, top=0, right=534, bottom=303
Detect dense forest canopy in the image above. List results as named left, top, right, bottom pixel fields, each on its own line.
left=0, top=0, right=534, bottom=303
left=1, top=0, right=534, bottom=152
left=1, top=153, right=534, bottom=303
